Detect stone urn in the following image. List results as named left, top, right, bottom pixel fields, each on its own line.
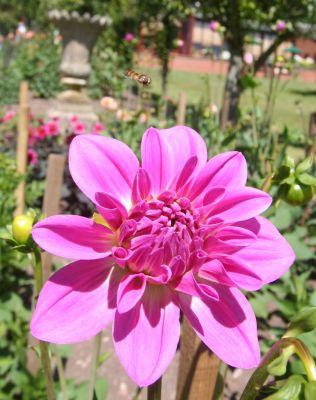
left=48, top=10, right=111, bottom=121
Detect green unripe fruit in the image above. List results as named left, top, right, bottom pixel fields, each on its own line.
left=279, top=182, right=314, bottom=206
left=12, top=215, right=34, bottom=244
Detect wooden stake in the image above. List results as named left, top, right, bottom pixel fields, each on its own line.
left=177, top=92, right=186, bottom=125
left=307, top=112, right=316, bottom=158
left=147, top=377, right=162, bottom=400
left=176, top=319, right=221, bottom=400
left=15, top=81, right=29, bottom=216
left=41, top=154, right=66, bottom=281
left=27, top=153, right=65, bottom=375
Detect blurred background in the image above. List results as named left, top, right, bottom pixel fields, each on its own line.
left=0, top=1, right=315, bottom=399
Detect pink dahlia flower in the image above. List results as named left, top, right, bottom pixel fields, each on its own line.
left=92, top=122, right=105, bottom=135
left=27, top=148, right=39, bottom=165
left=124, top=32, right=134, bottom=42
left=1, top=110, right=15, bottom=123
left=72, top=121, right=86, bottom=135
left=244, top=52, right=254, bottom=65
left=31, top=126, right=294, bottom=386
left=45, top=119, right=60, bottom=136
left=209, top=20, right=220, bottom=32
left=276, top=20, right=286, bottom=32
left=35, top=124, right=49, bottom=140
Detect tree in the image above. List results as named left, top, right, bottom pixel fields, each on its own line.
left=134, top=0, right=195, bottom=98
left=200, top=0, right=316, bottom=128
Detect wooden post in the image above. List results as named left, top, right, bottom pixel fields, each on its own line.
left=27, top=153, right=66, bottom=375
left=307, top=112, right=316, bottom=157
left=177, top=92, right=187, bottom=125
left=41, top=154, right=66, bottom=281
left=15, top=81, right=29, bottom=216
left=176, top=319, right=221, bottom=400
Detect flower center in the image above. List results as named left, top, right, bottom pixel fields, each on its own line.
left=113, top=191, right=204, bottom=280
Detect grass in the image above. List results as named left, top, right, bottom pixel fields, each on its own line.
left=140, top=67, right=315, bottom=132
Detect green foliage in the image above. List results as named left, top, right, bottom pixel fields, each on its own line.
left=0, top=154, right=47, bottom=399
left=13, top=34, right=62, bottom=98
left=0, top=34, right=62, bottom=103
left=41, top=0, right=111, bottom=15
left=0, top=0, right=45, bottom=33
left=287, top=307, right=316, bottom=337
left=0, top=154, right=21, bottom=224
left=265, top=375, right=306, bottom=400
left=89, top=40, right=135, bottom=98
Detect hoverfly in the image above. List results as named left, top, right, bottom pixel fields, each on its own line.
left=125, top=69, right=152, bottom=86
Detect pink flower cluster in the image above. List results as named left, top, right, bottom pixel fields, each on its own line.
left=276, top=20, right=286, bottom=32
left=209, top=20, right=220, bottom=32
left=124, top=33, right=134, bottom=42
left=0, top=110, right=15, bottom=123
left=27, top=148, right=39, bottom=165
left=31, top=126, right=294, bottom=387
left=69, top=116, right=105, bottom=136
left=29, top=117, right=60, bottom=145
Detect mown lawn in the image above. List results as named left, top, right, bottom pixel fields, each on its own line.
left=140, top=67, right=315, bottom=132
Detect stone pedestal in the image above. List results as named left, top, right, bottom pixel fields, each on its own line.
left=48, top=10, right=111, bottom=124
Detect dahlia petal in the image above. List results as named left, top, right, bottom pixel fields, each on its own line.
left=198, top=260, right=234, bottom=287
left=69, top=134, right=139, bottom=208
left=32, top=215, right=114, bottom=260
left=31, top=258, right=118, bottom=343
left=141, top=127, right=174, bottom=195
left=113, top=286, right=180, bottom=386
left=207, top=187, right=272, bottom=223
left=141, top=126, right=207, bottom=194
left=220, top=255, right=263, bottom=291
left=147, top=265, right=172, bottom=284
left=204, top=226, right=257, bottom=255
left=178, top=286, right=260, bottom=368
left=160, top=125, right=207, bottom=169
left=173, top=270, right=219, bottom=301
left=175, top=156, right=198, bottom=194
left=95, top=192, right=128, bottom=230
left=190, top=151, right=247, bottom=201
left=233, top=217, right=295, bottom=284
left=117, top=274, right=146, bottom=314
left=131, top=168, right=152, bottom=204
left=214, top=226, right=257, bottom=247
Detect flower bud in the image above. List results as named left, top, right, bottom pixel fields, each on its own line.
left=279, top=182, right=314, bottom=206
left=12, top=214, right=34, bottom=244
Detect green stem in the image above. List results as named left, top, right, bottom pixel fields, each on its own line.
left=32, top=248, right=56, bottom=400
left=282, top=335, right=316, bottom=382
left=240, top=338, right=316, bottom=400
left=54, top=345, right=68, bottom=400
left=147, top=377, right=162, bottom=400
left=88, top=331, right=103, bottom=400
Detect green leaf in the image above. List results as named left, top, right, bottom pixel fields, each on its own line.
left=297, top=331, right=316, bottom=358
left=250, top=291, right=274, bottom=318
left=264, top=375, right=305, bottom=399
left=267, top=349, right=292, bottom=376
left=284, top=233, right=314, bottom=261
left=296, top=173, right=316, bottom=186
left=282, top=175, right=296, bottom=185
left=98, top=352, right=110, bottom=368
left=296, top=157, right=313, bottom=174
left=241, top=73, right=259, bottom=89
left=283, top=155, right=296, bottom=168
left=95, top=379, right=107, bottom=399
left=269, top=206, right=293, bottom=230
left=304, top=381, right=316, bottom=399
left=286, top=307, right=316, bottom=337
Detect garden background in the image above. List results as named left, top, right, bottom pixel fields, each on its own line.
left=0, top=0, right=315, bottom=399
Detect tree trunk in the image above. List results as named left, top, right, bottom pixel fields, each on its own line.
left=220, top=50, right=244, bottom=129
